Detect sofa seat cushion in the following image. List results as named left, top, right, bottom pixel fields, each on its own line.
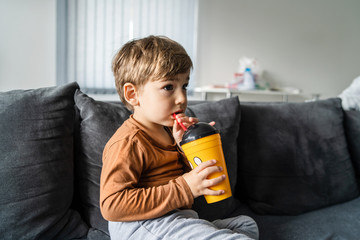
left=230, top=196, right=360, bottom=240
left=237, top=98, right=359, bottom=215
left=0, top=83, right=88, bottom=239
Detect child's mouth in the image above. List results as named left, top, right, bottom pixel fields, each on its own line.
left=172, top=111, right=183, bottom=117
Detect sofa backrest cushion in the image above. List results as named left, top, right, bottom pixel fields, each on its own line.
left=237, top=98, right=359, bottom=215
left=186, top=97, right=241, bottom=221
left=74, top=90, right=132, bottom=234
left=0, top=83, right=88, bottom=239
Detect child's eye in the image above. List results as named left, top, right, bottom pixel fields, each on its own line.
left=163, top=84, right=174, bottom=91
left=183, top=83, right=189, bottom=90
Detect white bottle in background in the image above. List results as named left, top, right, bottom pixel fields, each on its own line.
left=241, top=68, right=255, bottom=90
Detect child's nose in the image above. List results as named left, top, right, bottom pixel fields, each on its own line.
left=175, top=91, right=186, bottom=105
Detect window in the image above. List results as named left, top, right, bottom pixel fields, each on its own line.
left=57, top=0, right=198, bottom=94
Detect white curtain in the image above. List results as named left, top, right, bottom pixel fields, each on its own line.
left=57, top=0, right=198, bottom=93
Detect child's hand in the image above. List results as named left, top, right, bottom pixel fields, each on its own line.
left=182, top=159, right=226, bottom=198
left=172, top=113, right=216, bottom=145
left=172, top=113, right=198, bottom=144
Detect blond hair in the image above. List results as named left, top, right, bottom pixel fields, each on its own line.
left=112, top=35, right=193, bottom=110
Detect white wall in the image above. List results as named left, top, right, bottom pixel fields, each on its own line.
left=196, top=0, right=360, bottom=99
left=1, top=0, right=359, bottom=100
left=0, top=0, right=56, bottom=91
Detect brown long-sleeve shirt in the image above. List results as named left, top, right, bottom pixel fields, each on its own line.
left=100, top=115, right=194, bottom=222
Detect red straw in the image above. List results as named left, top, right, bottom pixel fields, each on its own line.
left=173, top=113, right=188, bottom=131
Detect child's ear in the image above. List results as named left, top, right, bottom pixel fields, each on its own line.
left=123, top=83, right=139, bottom=107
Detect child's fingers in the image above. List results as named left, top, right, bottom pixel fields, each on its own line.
left=175, top=114, right=198, bottom=126
left=204, top=174, right=226, bottom=188
left=194, top=159, right=217, bottom=173
left=173, top=120, right=181, bottom=131
left=188, top=117, right=199, bottom=123
left=202, top=188, right=225, bottom=196
left=183, top=160, right=226, bottom=198
left=175, top=114, right=213, bottom=128
left=198, top=165, right=223, bottom=179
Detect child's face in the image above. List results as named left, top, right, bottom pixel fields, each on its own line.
left=133, top=70, right=190, bottom=130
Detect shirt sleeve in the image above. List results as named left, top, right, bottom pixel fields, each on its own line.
left=100, top=137, right=194, bottom=222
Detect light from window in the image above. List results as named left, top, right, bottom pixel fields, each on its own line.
left=57, top=0, right=198, bottom=94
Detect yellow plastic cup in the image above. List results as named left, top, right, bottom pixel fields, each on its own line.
left=180, top=123, right=232, bottom=204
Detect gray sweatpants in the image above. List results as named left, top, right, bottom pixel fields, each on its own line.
left=109, top=209, right=259, bottom=240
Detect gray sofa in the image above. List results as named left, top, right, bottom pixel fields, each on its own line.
left=1, top=82, right=359, bottom=240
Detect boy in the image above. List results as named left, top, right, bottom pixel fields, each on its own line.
left=100, top=35, right=258, bottom=240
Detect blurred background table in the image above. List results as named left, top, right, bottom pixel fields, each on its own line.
left=193, top=86, right=319, bottom=102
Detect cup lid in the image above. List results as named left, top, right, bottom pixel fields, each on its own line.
left=180, top=122, right=219, bottom=146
